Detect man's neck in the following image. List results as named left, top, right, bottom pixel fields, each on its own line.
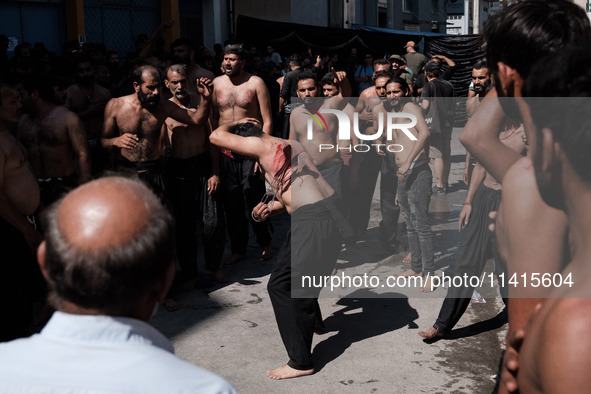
left=34, top=101, right=56, bottom=120
left=229, top=71, right=246, bottom=84
left=564, top=178, right=591, bottom=260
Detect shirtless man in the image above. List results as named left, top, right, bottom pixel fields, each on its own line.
left=457, top=2, right=591, bottom=392
left=0, top=83, right=43, bottom=340
left=171, top=38, right=215, bottom=93
left=65, top=57, right=111, bottom=175
left=508, top=45, right=591, bottom=394
left=419, top=119, right=524, bottom=339
left=163, top=64, right=226, bottom=288
left=289, top=70, right=351, bottom=196
left=210, top=118, right=343, bottom=380
left=211, top=44, right=274, bottom=263
left=353, top=66, right=401, bottom=248
left=18, top=75, right=91, bottom=206
left=101, top=65, right=211, bottom=199
left=374, top=78, right=432, bottom=289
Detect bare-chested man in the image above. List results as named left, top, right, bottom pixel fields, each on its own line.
left=18, top=75, right=91, bottom=206
left=163, top=64, right=226, bottom=289
left=374, top=78, right=433, bottom=289
left=171, top=38, right=215, bottom=93
left=211, top=44, right=274, bottom=263
left=65, top=57, right=111, bottom=175
left=289, top=69, right=351, bottom=196
left=457, top=2, right=591, bottom=392
left=101, top=64, right=210, bottom=199
left=0, top=83, right=43, bottom=341
left=210, top=118, right=344, bottom=380
left=506, top=44, right=591, bottom=394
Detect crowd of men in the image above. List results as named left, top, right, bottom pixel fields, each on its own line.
left=1, top=0, right=590, bottom=391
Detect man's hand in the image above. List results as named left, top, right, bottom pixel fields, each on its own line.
left=207, top=174, right=219, bottom=195
left=252, top=202, right=271, bottom=222
left=459, top=203, right=472, bottom=231
left=115, top=133, right=139, bottom=149
left=196, top=77, right=213, bottom=98
left=501, top=329, right=526, bottom=393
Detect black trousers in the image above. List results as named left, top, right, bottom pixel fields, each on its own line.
left=267, top=199, right=341, bottom=370
left=221, top=155, right=273, bottom=254
left=166, top=154, right=226, bottom=280
left=0, top=218, right=44, bottom=342
left=434, top=184, right=508, bottom=333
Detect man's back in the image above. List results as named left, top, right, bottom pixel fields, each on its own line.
left=0, top=312, right=236, bottom=394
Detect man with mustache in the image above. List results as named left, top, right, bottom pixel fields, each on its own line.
left=211, top=44, right=274, bottom=264
left=163, top=64, right=226, bottom=292
left=101, top=65, right=211, bottom=200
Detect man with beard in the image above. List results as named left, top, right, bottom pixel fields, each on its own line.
left=101, top=65, right=211, bottom=200
left=464, top=60, right=492, bottom=184
left=210, top=118, right=343, bottom=380
left=374, top=78, right=432, bottom=288
left=163, top=64, right=226, bottom=291
left=0, top=83, right=44, bottom=341
left=211, top=44, right=274, bottom=263
left=507, top=45, right=591, bottom=394
left=65, top=57, right=111, bottom=175
left=171, top=38, right=215, bottom=93
left=18, top=76, right=91, bottom=206
left=457, top=2, right=591, bottom=392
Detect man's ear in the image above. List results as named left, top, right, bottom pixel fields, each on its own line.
left=497, top=62, right=523, bottom=97
left=540, top=127, right=560, bottom=177
left=133, top=81, right=140, bottom=92
left=37, top=241, right=50, bottom=281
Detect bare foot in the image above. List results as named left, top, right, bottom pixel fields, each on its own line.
left=267, top=364, right=314, bottom=380
left=163, top=298, right=180, bottom=312
left=402, top=252, right=411, bottom=264
left=261, top=246, right=274, bottom=260
left=421, top=275, right=436, bottom=293
left=395, top=269, right=422, bottom=278
left=214, top=270, right=228, bottom=284
left=225, top=253, right=245, bottom=265
left=331, top=267, right=337, bottom=276
left=418, top=326, right=444, bottom=340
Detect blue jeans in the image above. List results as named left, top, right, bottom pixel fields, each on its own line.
left=397, top=163, right=434, bottom=275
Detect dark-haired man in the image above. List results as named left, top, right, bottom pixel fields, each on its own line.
left=101, top=65, right=211, bottom=198
left=171, top=37, right=215, bottom=92
left=212, top=44, right=274, bottom=263
left=18, top=76, right=91, bottom=206
left=210, top=119, right=344, bottom=380
left=509, top=44, right=591, bottom=394
left=0, top=177, right=237, bottom=393
left=457, top=1, right=591, bottom=392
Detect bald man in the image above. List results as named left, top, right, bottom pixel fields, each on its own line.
left=0, top=177, right=236, bottom=393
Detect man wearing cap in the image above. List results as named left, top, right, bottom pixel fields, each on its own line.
left=389, top=54, right=413, bottom=86
left=403, top=41, right=426, bottom=81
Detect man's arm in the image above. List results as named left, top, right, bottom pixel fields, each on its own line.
left=396, top=102, right=430, bottom=175
left=167, top=78, right=212, bottom=127
left=458, top=163, right=485, bottom=231
left=67, top=113, right=91, bottom=182
left=254, top=76, right=273, bottom=134
left=101, top=99, right=138, bottom=150
left=210, top=118, right=267, bottom=159
left=459, top=88, right=521, bottom=182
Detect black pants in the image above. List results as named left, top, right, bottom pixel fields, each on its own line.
left=317, top=160, right=343, bottom=197
left=221, top=155, right=272, bottom=254
left=37, top=174, right=77, bottom=208
left=348, top=148, right=381, bottom=238
left=434, top=184, right=508, bottom=333
left=166, top=154, right=226, bottom=280
left=0, top=217, right=44, bottom=342
left=116, top=158, right=168, bottom=206
left=267, top=199, right=342, bottom=370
